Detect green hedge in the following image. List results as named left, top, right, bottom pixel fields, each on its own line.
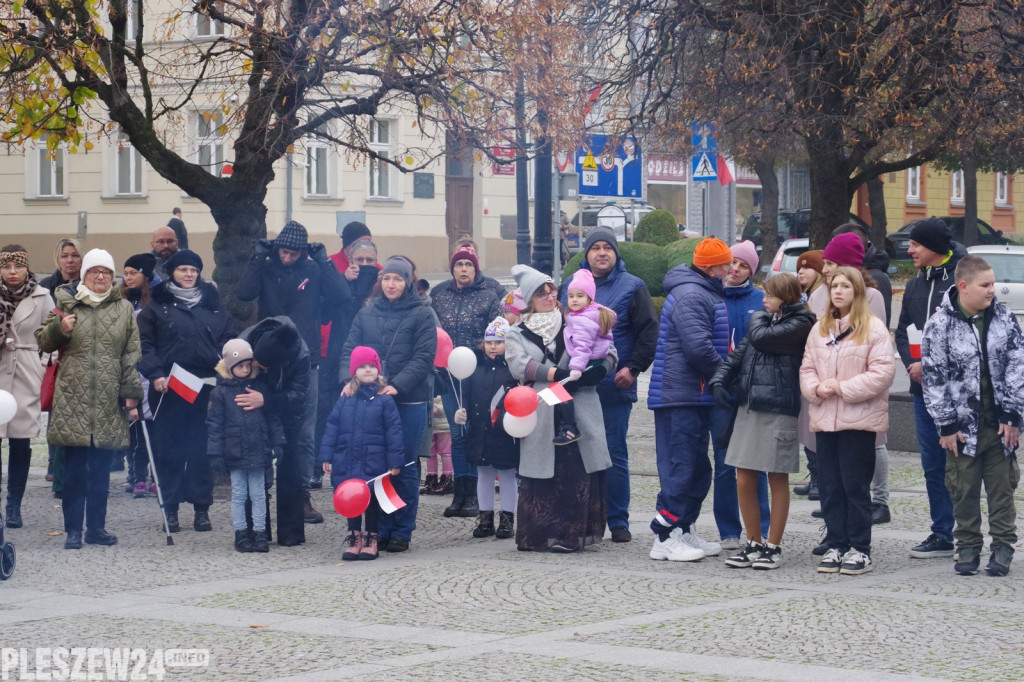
left=634, top=209, right=680, bottom=247
left=562, top=241, right=669, bottom=296
left=664, top=237, right=703, bottom=270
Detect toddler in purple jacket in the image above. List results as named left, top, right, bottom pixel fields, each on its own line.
left=556, top=269, right=616, bottom=445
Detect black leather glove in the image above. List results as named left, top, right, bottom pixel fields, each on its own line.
left=307, top=242, right=329, bottom=263
left=551, top=368, right=571, bottom=382
left=712, top=384, right=732, bottom=410
left=577, top=364, right=608, bottom=387
left=253, top=238, right=273, bottom=260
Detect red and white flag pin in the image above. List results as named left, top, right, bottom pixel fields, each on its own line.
left=167, top=363, right=204, bottom=404
left=537, top=381, right=572, bottom=406
left=373, top=475, right=406, bottom=514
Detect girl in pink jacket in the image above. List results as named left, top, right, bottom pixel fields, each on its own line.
left=555, top=269, right=615, bottom=446
left=800, top=267, right=894, bottom=577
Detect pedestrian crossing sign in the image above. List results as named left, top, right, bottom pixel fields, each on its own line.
left=691, top=152, right=717, bottom=181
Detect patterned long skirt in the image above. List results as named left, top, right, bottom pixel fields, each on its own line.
left=515, top=442, right=607, bottom=552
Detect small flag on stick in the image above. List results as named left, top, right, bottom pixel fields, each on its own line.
left=374, top=475, right=406, bottom=514
left=907, top=324, right=923, bottom=359
left=167, top=363, right=204, bottom=404
left=537, top=382, right=573, bottom=406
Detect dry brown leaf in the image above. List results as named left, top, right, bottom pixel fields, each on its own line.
left=248, top=624, right=269, bottom=629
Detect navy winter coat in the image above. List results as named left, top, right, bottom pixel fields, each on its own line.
left=206, top=369, right=282, bottom=470
left=318, top=383, right=406, bottom=486
left=464, top=350, right=520, bottom=470
left=430, top=274, right=504, bottom=349
left=709, top=304, right=816, bottom=417
left=647, top=265, right=729, bottom=409
left=723, top=280, right=764, bottom=350
left=341, top=291, right=436, bottom=403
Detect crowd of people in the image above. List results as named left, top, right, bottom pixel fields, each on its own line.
left=0, top=215, right=1018, bottom=576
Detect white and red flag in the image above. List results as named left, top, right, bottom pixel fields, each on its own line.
left=167, top=363, right=204, bottom=404
left=537, top=381, right=572, bottom=406
left=717, top=155, right=735, bottom=186
left=374, top=475, right=406, bottom=514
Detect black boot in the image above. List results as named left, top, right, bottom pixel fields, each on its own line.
left=807, top=474, right=820, bottom=501
left=794, top=475, right=813, bottom=496
left=4, top=498, right=22, bottom=529
left=457, top=478, right=479, bottom=518
left=234, top=529, right=254, bottom=553
left=472, top=511, right=495, bottom=538
left=194, top=508, right=212, bottom=532
left=164, top=510, right=180, bottom=533
left=495, top=511, right=515, bottom=539
left=252, top=529, right=270, bottom=553
left=443, top=477, right=465, bottom=518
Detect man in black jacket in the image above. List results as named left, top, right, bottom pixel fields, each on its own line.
left=237, top=221, right=350, bottom=525
left=894, top=218, right=965, bottom=560
left=238, top=317, right=311, bottom=546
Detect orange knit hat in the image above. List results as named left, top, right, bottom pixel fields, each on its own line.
left=692, top=237, right=733, bottom=267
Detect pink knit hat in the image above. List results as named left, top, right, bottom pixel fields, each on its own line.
left=567, top=268, right=596, bottom=302
left=822, top=232, right=865, bottom=268
left=730, top=240, right=759, bottom=275
left=349, top=346, right=382, bottom=376
left=501, top=288, right=526, bottom=315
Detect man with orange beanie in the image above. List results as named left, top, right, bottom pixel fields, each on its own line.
left=647, top=237, right=734, bottom=562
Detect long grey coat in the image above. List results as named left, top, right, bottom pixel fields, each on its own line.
left=504, top=320, right=615, bottom=479
left=0, top=284, right=53, bottom=438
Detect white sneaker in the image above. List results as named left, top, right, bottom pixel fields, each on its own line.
left=720, top=537, right=743, bottom=551
left=650, top=535, right=706, bottom=562
left=675, top=526, right=722, bottom=556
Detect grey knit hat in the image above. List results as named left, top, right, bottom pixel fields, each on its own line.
left=274, top=221, right=309, bottom=251
left=511, top=264, right=554, bottom=307
left=221, top=339, right=254, bottom=372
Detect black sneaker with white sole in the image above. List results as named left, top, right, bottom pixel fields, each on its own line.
left=724, top=541, right=764, bottom=568
left=909, top=533, right=955, bottom=559
left=752, top=543, right=783, bottom=570
left=839, top=550, right=873, bottom=575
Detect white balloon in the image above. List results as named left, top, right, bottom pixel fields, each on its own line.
left=0, top=390, right=16, bottom=425
left=447, top=346, right=477, bottom=380
left=503, top=411, right=538, bottom=439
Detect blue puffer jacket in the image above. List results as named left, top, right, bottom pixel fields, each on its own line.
left=647, top=265, right=729, bottom=409
left=318, top=383, right=406, bottom=486
left=724, top=280, right=764, bottom=350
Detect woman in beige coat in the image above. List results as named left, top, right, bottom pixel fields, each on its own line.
left=800, top=267, right=894, bottom=577
left=0, top=246, right=54, bottom=528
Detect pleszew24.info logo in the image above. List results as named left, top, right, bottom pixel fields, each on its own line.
left=1, top=647, right=210, bottom=680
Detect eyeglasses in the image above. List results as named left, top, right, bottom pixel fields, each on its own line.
left=174, top=267, right=199, bottom=275
left=88, top=270, right=113, bottom=278
left=535, top=290, right=558, bottom=299
left=353, top=257, right=377, bottom=265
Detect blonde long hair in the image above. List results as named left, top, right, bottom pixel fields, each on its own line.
left=818, top=266, right=872, bottom=344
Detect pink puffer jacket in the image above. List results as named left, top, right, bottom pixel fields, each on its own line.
left=799, top=315, right=895, bottom=433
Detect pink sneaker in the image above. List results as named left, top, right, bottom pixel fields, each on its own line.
left=148, top=483, right=157, bottom=496
left=133, top=482, right=147, bottom=498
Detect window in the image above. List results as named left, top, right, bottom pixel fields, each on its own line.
left=951, top=170, right=964, bottom=204
left=38, top=148, right=65, bottom=197
left=368, top=119, right=393, bottom=198
left=196, top=112, right=224, bottom=174
left=195, top=7, right=224, bottom=37
left=124, top=0, right=140, bottom=42
left=305, top=126, right=330, bottom=197
left=116, top=134, right=143, bottom=195
left=906, top=166, right=921, bottom=201
left=996, top=172, right=1010, bottom=206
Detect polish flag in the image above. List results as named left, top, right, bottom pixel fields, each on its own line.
left=537, top=382, right=573, bottom=406
left=717, top=155, right=735, bottom=186
left=167, top=363, right=204, bottom=404
left=907, top=324, right=923, bottom=359
left=374, top=475, right=406, bottom=514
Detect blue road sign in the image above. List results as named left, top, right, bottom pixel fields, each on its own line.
left=576, top=134, right=643, bottom=198
left=691, top=152, right=717, bottom=181
left=691, top=122, right=717, bottom=152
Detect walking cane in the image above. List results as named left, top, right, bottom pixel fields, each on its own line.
left=139, top=420, right=174, bottom=546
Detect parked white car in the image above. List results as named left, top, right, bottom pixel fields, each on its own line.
left=967, top=245, right=1024, bottom=327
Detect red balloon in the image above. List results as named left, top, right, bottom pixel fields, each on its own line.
left=333, top=479, right=371, bottom=518
left=434, top=327, right=454, bottom=368
left=504, top=386, right=539, bottom=417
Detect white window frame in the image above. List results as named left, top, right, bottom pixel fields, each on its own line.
left=906, top=166, right=921, bottom=202
left=195, top=112, right=224, bottom=175
left=125, top=0, right=140, bottom=43
left=195, top=6, right=225, bottom=38
left=368, top=119, right=394, bottom=199
left=37, top=147, right=66, bottom=198
left=116, top=133, right=144, bottom=195
left=305, top=125, right=332, bottom=197
left=996, top=172, right=1010, bottom=206
left=950, top=170, right=964, bottom=205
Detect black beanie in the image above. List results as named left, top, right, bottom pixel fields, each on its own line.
left=274, top=221, right=309, bottom=251
left=252, top=322, right=300, bottom=368
left=582, top=227, right=620, bottom=260
left=342, top=221, right=371, bottom=249
left=124, top=253, right=156, bottom=282
left=164, top=249, right=203, bottom=274
left=908, top=218, right=952, bottom=256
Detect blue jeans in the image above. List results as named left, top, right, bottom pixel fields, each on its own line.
left=63, top=444, right=114, bottom=533
left=440, top=383, right=475, bottom=480
left=709, top=406, right=770, bottom=540
left=602, top=401, right=632, bottom=530
left=652, top=407, right=713, bottom=534
left=914, top=394, right=954, bottom=541
left=378, top=402, right=428, bottom=542
left=231, top=468, right=266, bottom=531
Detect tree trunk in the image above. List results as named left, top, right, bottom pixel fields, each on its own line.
left=963, top=155, right=979, bottom=247
left=210, top=197, right=268, bottom=326
left=867, top=176, right=888, bottom=252
left=805, top=126, right=853, bottom=250
left=753, top=155, right=779, bottom=277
